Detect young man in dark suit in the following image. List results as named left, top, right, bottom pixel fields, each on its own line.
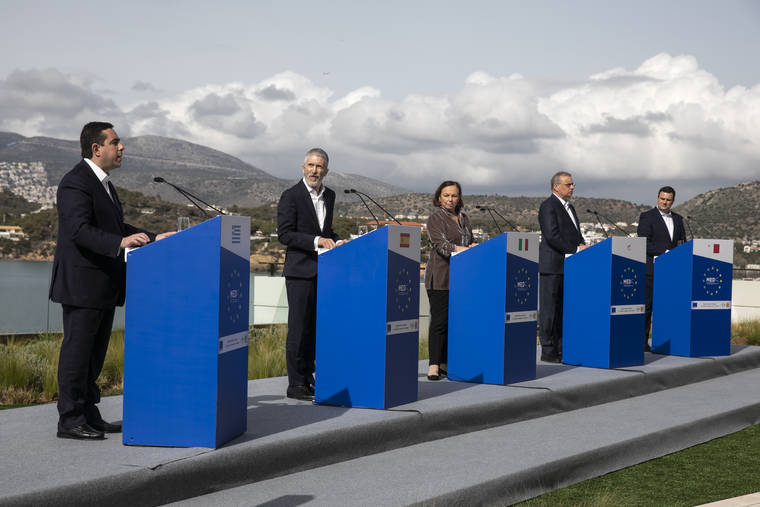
left=538, top=171, right=587, bottom=363
left=277, top=148, right=342, bottom=400
left=50, top=122, right=173, bottom=440
left=637, top=186, right=687, bottom=350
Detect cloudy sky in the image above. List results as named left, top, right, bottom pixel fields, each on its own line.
left=2, top=0, right=759, bottom=204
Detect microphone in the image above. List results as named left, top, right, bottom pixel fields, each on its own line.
left=347, top=189, right=402, bottom=225
left=344, top=189, right=380, bottom=228
left=586, top=209, right=608, bottom=238
left=586, top=208, right=631, bottom=237
left=475, top=205, right=502, bottom=233
left=490, top=207, right=519, bottom=232
left=687, top=215, right=716, bottom=238
left=153, top=177, right=226, bottom=217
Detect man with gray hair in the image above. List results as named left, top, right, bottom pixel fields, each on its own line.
left=538, top=171, right=587, bottom=363
left=277, top=148, right=343, bottom=400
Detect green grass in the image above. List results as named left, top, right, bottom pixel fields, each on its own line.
left=732, top=319, right=760, bottom=346
left=518, top=423, right=760, bottom=506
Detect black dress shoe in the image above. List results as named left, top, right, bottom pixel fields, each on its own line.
left=57, top=423, right=105, bottom=440
left=541, top=352, right=561, bottom=363
left=287, top=385, right=314, bottom=401
left=89, top=420, right=122, bottom=433
left=427, top=373, right=441, bottom=381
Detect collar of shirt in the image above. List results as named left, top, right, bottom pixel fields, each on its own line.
left=302, top=178, right=324, bottom=198
left=553, top=193, right=569, bottom=207
left=84, top=158, right=110, bottom=185
left=658, top=209, right=673, bottom=218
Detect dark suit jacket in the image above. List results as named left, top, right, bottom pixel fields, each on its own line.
left=277, top=180, right=339, bottom=279
left=538, top=194, right=585, bottom=275
left=49, top=160, right=153, bottom=309
left=637, top=207, right=686, bottom=276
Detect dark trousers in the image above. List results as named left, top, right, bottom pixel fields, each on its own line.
left=644, top=274, right=654, bottom=343
left=57, top=304, right=115, bottom=430
left=285, top=277, right=317, bottom=388
left=427, top=289, right=449, bottom=366
left=539, top=274, right=564, bottom=356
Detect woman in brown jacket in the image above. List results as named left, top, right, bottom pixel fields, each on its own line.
left=424, top=180, right=474, bottom=380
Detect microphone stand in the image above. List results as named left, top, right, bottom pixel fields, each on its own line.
left=475, top=206, right=502, bottom=234
left=344, top=189, right=379, bottom=229
left=586, top=209, right=608, bottom=238
left=490, top=208, right=519, bottom=232
left=587, top=209, right=631, bottom=237
left=683, top=216, right=695, bottom=241
left=154, top=177, right=226, bottom=217
left=348, top=189, right=402, bottom=225
left=687, top=215, right=716, bottom=238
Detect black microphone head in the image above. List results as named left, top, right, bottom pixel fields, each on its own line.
left=348, top=188, right=357, bottom=193
left=687, top=215, right=694, bottom=219
left=586, top=209, right=595, bottom=213
left=343, top=189, right=351, bottom=194
left=153, top=176, right=165, bottom=183
left=475, top=205, right=486, bottom=209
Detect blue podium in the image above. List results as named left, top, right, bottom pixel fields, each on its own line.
left=448, top=232, right=539, bottom=384
left=563, top=236, right=646, bottom=368
left=315, top=225, right=421, bottom=409
left=123, top=215, right=251, bottom=448
left=652, top=239, right=733, bottom=357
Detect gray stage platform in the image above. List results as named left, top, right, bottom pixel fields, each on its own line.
left=2, top=346, right=759, bottom=507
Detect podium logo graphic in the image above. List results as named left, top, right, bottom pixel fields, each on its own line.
left=400, top=233, right=410, bottom=248
left=513, top=267, right=533, bottom=305
left=701, top=266, right=723, bottom=296
left=618, top=266, right=639, bottom=300
left=226, top=269, right=245, bottom=324
left=231, top=224, right=241, bottom=244
left=394, top=266, right=413, bottom=312
left=518, top=238, right=529, bottom=251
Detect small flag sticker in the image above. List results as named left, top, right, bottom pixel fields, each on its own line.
left=519, top=238, right=529, bottom=251
left=713, top=244, right=720, bottom=254
left=400, top=233, right=410, bottom=248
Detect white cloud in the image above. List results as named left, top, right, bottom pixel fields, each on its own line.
left=2, top=54, right=759, bottom=201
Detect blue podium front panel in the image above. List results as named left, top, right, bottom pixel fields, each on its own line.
left=123, top=216, right=250, bottom=448
left=563, top=237, right=645, bottom=369
left=652, top=239, right=733, bottom=357
left=316, top=225, right=420, bottom=409
left=449, top=232, right=538, bottom=385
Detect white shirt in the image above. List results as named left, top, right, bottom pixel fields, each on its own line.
left=659, top=209, right=675, bottom=241
left=303, top=178, right=326, bottom=251
left=553, top=193, right=579, bottom=230
left=84, top=158, right=113, bottom=202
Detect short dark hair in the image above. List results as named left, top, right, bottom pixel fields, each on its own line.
left=304, top=147, right=329, bottom=167
left=658, top=186, right=676, bottom=199
left=80, top=122, right=114, bottom=158
left=432, top=180, right=464, bottom=214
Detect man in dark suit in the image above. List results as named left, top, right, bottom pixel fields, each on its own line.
left=50, top=122, right=172, bottom=440
left=637, top=185, right=687, bottom=350
left=277, top=148, right=342, bottom=400
left=538, top=171, right=587, bottom=363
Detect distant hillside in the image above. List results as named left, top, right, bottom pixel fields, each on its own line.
left=0, top=132, right=410, bottom=208
left=676, top=181, right=760, bottom=240
left=337, top=193, right=650, bottom=234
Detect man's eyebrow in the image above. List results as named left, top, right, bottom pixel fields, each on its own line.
left=112, top=138, right=121, bottom=144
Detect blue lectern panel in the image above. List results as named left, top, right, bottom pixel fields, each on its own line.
left=652, top=243, right=693, bottom=355
left=562, top=241, right=611, bottom=367
left=449, top=234, right=508, bottom=384
left=652, top=239, right=733, bottom=357
left=504, top=252, right=538, bottom=383
left=689, top=254, right=732, bottom=356
left=124, top=219, right=221, bottom=447
left=315, top=229, right=389, bottom=408
left=385, top=250, right=420, bottom=407
left=216, top=246, right=250, bottom=445
left=608, top=255, right=645, bottom=367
